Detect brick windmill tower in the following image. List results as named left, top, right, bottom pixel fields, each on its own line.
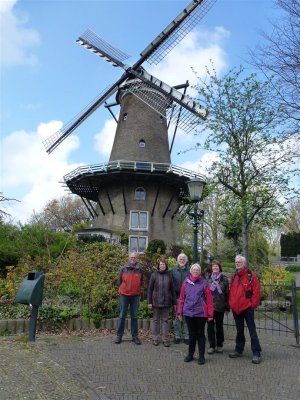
left=43, top=0, right=215, bottom=252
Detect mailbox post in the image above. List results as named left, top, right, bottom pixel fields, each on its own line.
left=15, top=272, right=45, bottom=342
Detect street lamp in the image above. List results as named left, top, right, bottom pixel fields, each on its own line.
left=187, top=178, right=206, bottom=264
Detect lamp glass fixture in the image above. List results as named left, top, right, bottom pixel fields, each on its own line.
left=187, top=178, right=205, bottom=202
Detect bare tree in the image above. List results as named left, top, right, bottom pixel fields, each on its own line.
left=251, top=0, right=300, bottom=128
left=284, top=198, right=300, bottom=233
left=33, top=195, right=92, bottom=231
left=0, top=192, right=20, bottom=222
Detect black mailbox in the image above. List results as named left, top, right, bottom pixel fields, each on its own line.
left=15, top=272, right=45, bottom=306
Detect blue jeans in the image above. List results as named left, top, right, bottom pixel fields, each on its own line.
left=116, top=294, right=140, bottom=338
left=233, top=308, right=262, bottom=355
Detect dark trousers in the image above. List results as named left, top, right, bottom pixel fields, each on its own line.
left=185, top=316, right=207, bottom=358
left=207, top=310, right=225, bottom=348
left=116, top=294, right=140, bottom=338
left=233, top=308, right=262, bottom=356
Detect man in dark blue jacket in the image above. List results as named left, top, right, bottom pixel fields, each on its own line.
left=171, top=253, right=189, bottom=344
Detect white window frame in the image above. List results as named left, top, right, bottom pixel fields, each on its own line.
left=129, top=210, right=148, bottom=231
left=129, top=235, right=148, bottom=253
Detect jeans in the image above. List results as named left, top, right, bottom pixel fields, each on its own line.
left=207, top=310, right=225, bottom=348
left=233, top=308, right=262, bottom=355
left=116, top=294, right=140, bottom=338
left=185, top=316, right=207, bottom=357
left=152, top=307, right=171, bottom=341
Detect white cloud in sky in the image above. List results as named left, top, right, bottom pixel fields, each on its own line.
left=0, top=0, right=40, bottom=67
left=150, top=27, right=230, bottom=93
left=94, top=118, right=117, bottom=156
left=1, top=121, right=82, bottom=223
left=180, top=151, right=219, bottom=176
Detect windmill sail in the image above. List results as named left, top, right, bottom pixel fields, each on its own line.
left=43, top=82, right=121, bottom=154
left=45, top=0, right=216, bottom=154
left=138, top=0, right=216, bottom=66
left=77, top=29, right=130, bottom=68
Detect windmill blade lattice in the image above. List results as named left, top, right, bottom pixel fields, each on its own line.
left=77, top=29, right=130, bottom=67
left=125, top=79, right=203, bottom=133
left=140, top=0, right=216, bottom=65
left=43, top=84, right=118, bottom=154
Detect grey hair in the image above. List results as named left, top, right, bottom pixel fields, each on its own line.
left=235, top=255, right=246, bottom=265
left=190, top=263, right=201, bottom=273
left=177, top=253, right=188, bottom=262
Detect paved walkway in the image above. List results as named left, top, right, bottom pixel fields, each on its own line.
left=0, top=326, right=299, bottom=400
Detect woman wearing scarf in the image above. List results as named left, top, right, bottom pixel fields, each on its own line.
left=207, top=260, right=229, bottom=354
left=177, top=263, right=213, bottom=365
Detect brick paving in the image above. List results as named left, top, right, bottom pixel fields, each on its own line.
left=0, top=327, right=299, bottom=400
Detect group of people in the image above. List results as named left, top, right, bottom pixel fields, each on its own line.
left=114, top=252, right=262, bottom=365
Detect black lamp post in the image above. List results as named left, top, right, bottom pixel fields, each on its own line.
left=187, top=178, right=205, bottom=264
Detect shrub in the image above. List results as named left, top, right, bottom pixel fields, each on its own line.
left=147, top=239, right=166, bottom=254
left=285, top=265, right=300, bottom=273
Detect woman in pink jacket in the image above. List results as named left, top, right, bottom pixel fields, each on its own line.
left=177, top=263, right=214, bottom=365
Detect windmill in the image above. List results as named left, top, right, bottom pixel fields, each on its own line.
left=43, top=0, right=216, bottom=251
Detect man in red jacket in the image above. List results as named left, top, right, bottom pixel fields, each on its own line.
left=229, top=255, right=262, bottom=364
left=115, top=252, right=143, bottom=345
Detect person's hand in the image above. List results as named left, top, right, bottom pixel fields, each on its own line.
left=208, top=317, right=213, bottom=321
left=173, top=305, right=177, bottom=312
left=148, top=304, right=153, bottom=309
left=178, top=314, right=182, bottom=321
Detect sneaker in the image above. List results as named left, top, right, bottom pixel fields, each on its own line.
left=216, top=347, right=223, bottom=353
left=229, top=351, right=242, bottom=358
left=132, top=337, right=141, bottom=345
left=183, top=339, right=189, bottom=345
left=163, top=341, right=170, bottom=347
left=174, top=338, right=181, bottom=344
left=252, top=354, right=262, bottom=364
left=198, top=357, right=205, bottom=365
left=207, top=347, right=215, bottom=354
left=152, top=340, right=159, bottom=346
left=184, top=354, right=193, bottom=362
left=114, top=336, right=122, bottom=344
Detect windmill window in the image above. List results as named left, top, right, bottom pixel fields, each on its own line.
left=135, top=187, right=146, bottom=201
left=123, top=113, right=127, bottom=121
left=129, top=236, right=148, bottom=253
left=160, top=115, right=164, bottom=124
left=139, top=139, right=145, bottom=148
left=130, top=210, right=148, bottom=230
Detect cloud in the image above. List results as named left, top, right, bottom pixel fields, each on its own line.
left=0, top=0, right=40, bottom=67
left=94, top=118, right=117, bottom=156
left=180, top=152, right=219, bottom=176
left=149, top=27, right=230, bottom=95
left=1, top=121, right=82, bottom=223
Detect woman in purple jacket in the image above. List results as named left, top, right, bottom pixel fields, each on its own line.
left=177, top=263, right=214, bottom=365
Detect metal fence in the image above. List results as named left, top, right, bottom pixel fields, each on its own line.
left=224, top=280, right=299, bottom=344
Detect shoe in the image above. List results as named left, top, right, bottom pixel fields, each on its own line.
left=216, top=347, right=223, bottom=353
left=207, top=347, right=215, bottom=354
left=252, top=354, right=262, bottom=364
left=183, top=339, right=189, bottom=345
left=198, top=357, right=205, bottom=365
left=229, top=351, right=243, bottom=358
left=114, top=336, right=122, bottom=344
left=163, top=341, right=170, bottom=347
left=174, top=338, right=181, bottom=344
left=152, top=340, right=159, bottom=346
left=184, top=354, right=194, bottom=362
left=132, top=337, right=141, bottom=345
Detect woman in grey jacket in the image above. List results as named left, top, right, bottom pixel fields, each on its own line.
left=207, top=260, right=229, bottom=354
left=148, top=258, right=177, bottom=346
